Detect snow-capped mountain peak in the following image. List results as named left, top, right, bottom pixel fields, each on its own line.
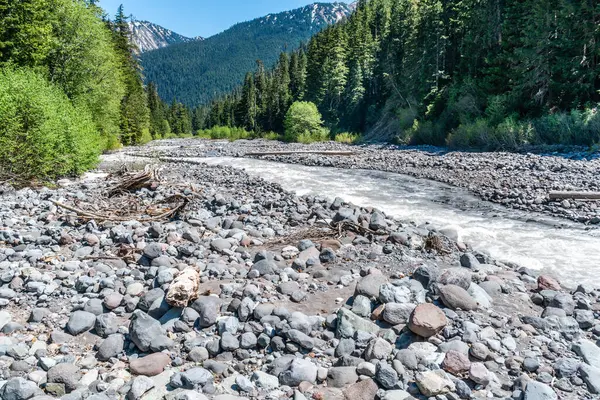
left=129, top=20, right=203, bottom=53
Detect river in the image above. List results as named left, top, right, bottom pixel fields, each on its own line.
left=185, top=156, right=599, bottom=286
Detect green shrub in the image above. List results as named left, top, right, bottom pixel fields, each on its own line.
left=284, top=101, right=330, bottom=143
left=334, top=132, right=360, bottom=144
left=531, top=109, right=600, bottom=146
left=296, top=130, right=330, bottom=144
left=446, top=119, right=495, bottom=149
left=0, top=68, right=101, bottom=180
left=408, top=120, right=446, bottom=146
left=196, top=126, right=252, bottom=141
left=262, top=132, right=281, bottom=141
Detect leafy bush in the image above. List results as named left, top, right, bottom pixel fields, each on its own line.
left=531, top=109, right=600, bottom=146
left=261, top=132, right=281, bottom=141
left=408, top=120, right=447, bottom=146
left=284, top=101, right=330, bottom=143
left=446, top=119, right=495, bottom=149
left=196, top=126, right=252, bottom=141
left=296, top=130, right=330, bottom=144
left=334, top=132, right=360, bottom=144
left=0, top=68, right=101, bottom=180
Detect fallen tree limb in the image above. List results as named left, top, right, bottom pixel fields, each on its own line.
left=549, top=191, right=600, bottom=200
left=51, top=194, right=190, bottom=222
left=245, top=151, right=355, bottom=156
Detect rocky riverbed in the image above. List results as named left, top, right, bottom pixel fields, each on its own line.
left=0, top=147, right=599, bottom=400
left=134, top=139, right=600, bottom=225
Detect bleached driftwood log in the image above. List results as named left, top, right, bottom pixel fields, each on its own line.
left=166, top=268, right=200, bottom=307
left=245, top=151, right=355, bottom=156
left=549, top=191, right=600, bottom=201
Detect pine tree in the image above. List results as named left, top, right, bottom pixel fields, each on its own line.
left=111, top=5, right=150, bottom=145
left=237, top=72, right=258, bottom=131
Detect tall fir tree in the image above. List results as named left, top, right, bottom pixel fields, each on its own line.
left=112, top=5, right=150, bottom=145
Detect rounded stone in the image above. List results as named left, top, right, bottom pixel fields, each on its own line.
left=408, top=303, right=447, bottom=338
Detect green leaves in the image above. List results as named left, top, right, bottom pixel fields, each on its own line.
left=0, top=67, right=101, bottom=180
left=284, top=101, right=329, bottom=143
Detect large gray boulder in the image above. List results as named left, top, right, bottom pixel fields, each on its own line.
left=279, top=359, right=318, bottom=386
left=130, top=310, right=165, bottom=352
left=66, top=311, right=96, bottom=335
left=191, top=296, right=221, bottom=327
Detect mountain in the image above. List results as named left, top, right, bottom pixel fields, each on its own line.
left=129, top=20, right=202, bottom=53
left=140, top=2, right=354, bottom=106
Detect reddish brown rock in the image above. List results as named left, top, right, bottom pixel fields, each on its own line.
left=442, top=350, right=471, bottom=375
left=343, top=378, right=379, bottom=400
left=129, top=353, right=171, bottom=376
left=371, top=304, right=385, bottom=321
left=408, top=303, right=447, bottom=338
left=538, top=275, right=561, bottom=291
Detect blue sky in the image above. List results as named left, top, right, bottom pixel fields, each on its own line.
left=98, top=0, right=341, bottom=38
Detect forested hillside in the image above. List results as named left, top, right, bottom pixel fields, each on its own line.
left=202, top=0, right=600, bottom=149
left=141, top=2, right=353, bottom=106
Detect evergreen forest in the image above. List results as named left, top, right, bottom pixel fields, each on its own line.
left=200, top=0, right=600, bottom=149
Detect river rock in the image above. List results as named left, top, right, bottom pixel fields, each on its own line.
left=383, top=303, right=416, bottom=325
left=130, top=310, right=166, bottom=352
left=0, top=310, right=12, bottom=330
left=342, top=379, right=378, bottom=400
left=130, top=353, right=172, bottom=376
left=469, top=362, right=490, bottom=385
left=279, top=359, right=318, bottom=386
left=408, top=303, right=447, bottom=338
left=579, top=363, right=600, bottom=394
left=0, top=377, right=40, bottom=400
left=47, top=363, right=81, bottom=391
left=327, top=366, right=359, bottom=388
left=460, top=253, right=480, bottom=269
left=524, top=381, right=557, bottom=399
left=66, top=311, right=96, bottom=335
left=573, top=339, right=600, bottom=369
left=438, top=284, right=478, bottom=311
left=416, top=369, right=455, bottom=396
left=438, top=268, right=472, bottom=290
left=251, top=371, right=279, bottom=390
left=336, top=307, right=380, bottom=338
left=355, top=272, right=388, bottom=299
left=191, top=296, right=221, bottom=327
left=128, top=376, right=155, bottom=400
left=375, top=363, right=399, bottom=389
left=442, top=350, right=471, bottom=374
left=538, top=275, right=561, bottom=291
left=96, top=334, right=124, bottom=361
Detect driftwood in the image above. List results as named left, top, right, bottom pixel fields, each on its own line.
left=166, top=268, right=201, bottom=308
left=549, top=191, right=600, bottom=201
left=107, top=166, right=160, bottom=197
left=51, top=194, right=190, bottom=222
left=245, top=151, right=355, bottom=156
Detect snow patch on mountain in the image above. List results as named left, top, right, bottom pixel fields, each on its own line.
left=129, top=20, right=203, bottom=53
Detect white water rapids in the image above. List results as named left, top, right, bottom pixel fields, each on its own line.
left=190, top=156, right=599, bottom=286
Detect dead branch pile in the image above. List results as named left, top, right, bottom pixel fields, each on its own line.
left=328, top=220, right=386, bottom=238
left=424, top=233, right=453, bottom=255
left=107, top=165, right=161, bottom=197
left=52, top=165, right=198, bottom=223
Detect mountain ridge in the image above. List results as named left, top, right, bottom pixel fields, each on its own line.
left=140, top=2, right=354, bottom=105
left=129, top=20, right=203, bottom=53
